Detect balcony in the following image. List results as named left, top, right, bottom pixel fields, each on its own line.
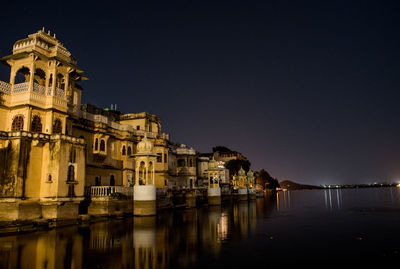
left=0, top=81, right=68, bottom=111
left=88, top=186, right=134, bottom=198
left=0, top=81, right=11, bottom=94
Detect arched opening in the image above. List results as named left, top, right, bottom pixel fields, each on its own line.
left=95, top=176, right=101, bottom=186
left=189, top=158, right=193, bottom=167
left=139, top=161, right=145, bottom=185
left=100, top=139, right=106, bottom=152
left=122, top=145, right=126, bottom=155
left=110, top=174, right=115, bottom=186
left=11, top=115, right=24, bottom=131
left=31, top=115, right=42, bottom=133
left=56, top=73, right=65, bottom=90
left=148, top=161, right=154, bottom=185
left=127, top=146, right=132, bottom=156
left=48, top=74, right=53, bottom=87
left=67, top=164, right=75, bottom=182
left=53, top=119, right=62, bottom=134
left=190, top=178, right=193, bottom=188
left=14, top=67, right=30, bottom=84
left=94, top=138, right=99, bottom=151
left=177, top=159, right=185, bottom=167
left=34, top=68, right=46, bottom=86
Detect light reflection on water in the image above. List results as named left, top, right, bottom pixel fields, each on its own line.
left=0, top=199, right=262, bottom=269
left=1, top=188, right=400, bottom=268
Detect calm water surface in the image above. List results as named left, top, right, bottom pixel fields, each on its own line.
left=1, top=187, right=400, bottom=268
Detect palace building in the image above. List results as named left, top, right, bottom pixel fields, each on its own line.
left=0, top=29, right=220, bottom=221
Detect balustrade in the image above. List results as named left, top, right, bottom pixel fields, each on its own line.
left=90, top=186, right=133, bottom=197
left=55, top=87, right=64, bottom=98
left=0, top=81, right=11, bottom=94
left=12, top=82, right=29, bottom=93
left=33, top=82, right=45, bottom=95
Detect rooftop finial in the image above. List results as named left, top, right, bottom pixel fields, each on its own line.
left=48, top=30, right=50, bottom=35
left=42, top=27, right=45, bottom=32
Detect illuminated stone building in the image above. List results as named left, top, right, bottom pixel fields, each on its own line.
left=0, top=29, right=191, bottom=221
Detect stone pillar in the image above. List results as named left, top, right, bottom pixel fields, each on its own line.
left=51, top=71, right=56, bottom=96
left=64, top=72, right=69, bottom=99
left=238, top=188, right=248, bottom=201
left=9, top=66, right=15, bottom=85
left=28, top=64, right=34, bottom=92
left=207, top=187, right=221, bottom=205
left=133, top=185, right=156, bottom=216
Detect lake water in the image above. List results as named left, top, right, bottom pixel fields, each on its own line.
left=1, top=187, right=400, bottom=268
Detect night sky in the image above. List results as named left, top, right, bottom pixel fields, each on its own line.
left=1, top=0, right=400, bottom=185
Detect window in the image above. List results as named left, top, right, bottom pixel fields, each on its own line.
left=67, top=164, right=75, bottom=182
left=95, top=176, right=101, bottom=186
left=136, top=125, right=140, bottom=130
left=94, top=138, right=99, bottom=151
left=53, top=119, right=62, bottom=134
left=31, top=115, right=42, bottom=133
left=127, top=146, right=132, bottom=156
left=164, top=153, right=167, bottom=163
left=177, top=159, right=185, bottom=167
left=110, top=174, right=115, bottom=186
left=122, top=145, right=126, bottom=155
left=189, top=158, right=193, bottom=167
left=100, top=139, right=106, bottom=152
left=11, top=115, right=24, bottom=131
left=157, top=153, right=162, bottom=163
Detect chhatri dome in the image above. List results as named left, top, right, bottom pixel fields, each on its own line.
left=136, top=134, right=154, bottom=155
left=238, top=167, right=246, bottom=176
left=208, top=157, right=218, bottom=169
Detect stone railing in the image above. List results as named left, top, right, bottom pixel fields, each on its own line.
left=89, top=186, right=133, bottom=198
left=33, top=82, right=45, bottom=95
left=12, top=82, right=29, bottom=93
left=0, top=81, right=11, bottom=94
left=55, top=87, right=64, bottom=98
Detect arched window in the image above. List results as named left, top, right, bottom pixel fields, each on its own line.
left=177, top=159, right=185, bottom=167
left=148, top=161, right=154, bottom=185
left=110, top=175, right=115, bottom=186
left=53, top=119, right=62, bottom=134
left=11, top=115, right=24, bottom=131
left=14, top=67, right=30, bottom=84
left=122, top=145, right=126, bottom=155
left=67, top=165, right=75, bottom=182
left=139, top=161, right=145, bottom=185
left=100, top=139, right=106, bottom=152
left=95, top=176, right=101, bottom=186
left=31, top=115, right=42, bottom=133
left=94, top=138, right=99, bottom=151
left=34, top=68, right=46, bottom=86
left=56, top=73, right=65, bottom=90
left=127, top=146, right=132, bottom=156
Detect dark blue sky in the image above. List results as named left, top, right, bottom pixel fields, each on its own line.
left=1, top=0, right=400, bottom=185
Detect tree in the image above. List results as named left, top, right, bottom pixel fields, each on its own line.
left=224, top=159, right=251, bottom=177
left=255, top=169, right=280, bottom=190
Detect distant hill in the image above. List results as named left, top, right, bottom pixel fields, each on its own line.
left=279, top=180, right=322, bottom=190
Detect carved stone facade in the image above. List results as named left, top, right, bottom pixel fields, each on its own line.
left=0, top=29, right=230, bottom=221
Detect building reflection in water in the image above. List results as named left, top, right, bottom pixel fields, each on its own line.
left=0, top=226, right=83, bottom=269
left=0, top=195, right=279, bottom=269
